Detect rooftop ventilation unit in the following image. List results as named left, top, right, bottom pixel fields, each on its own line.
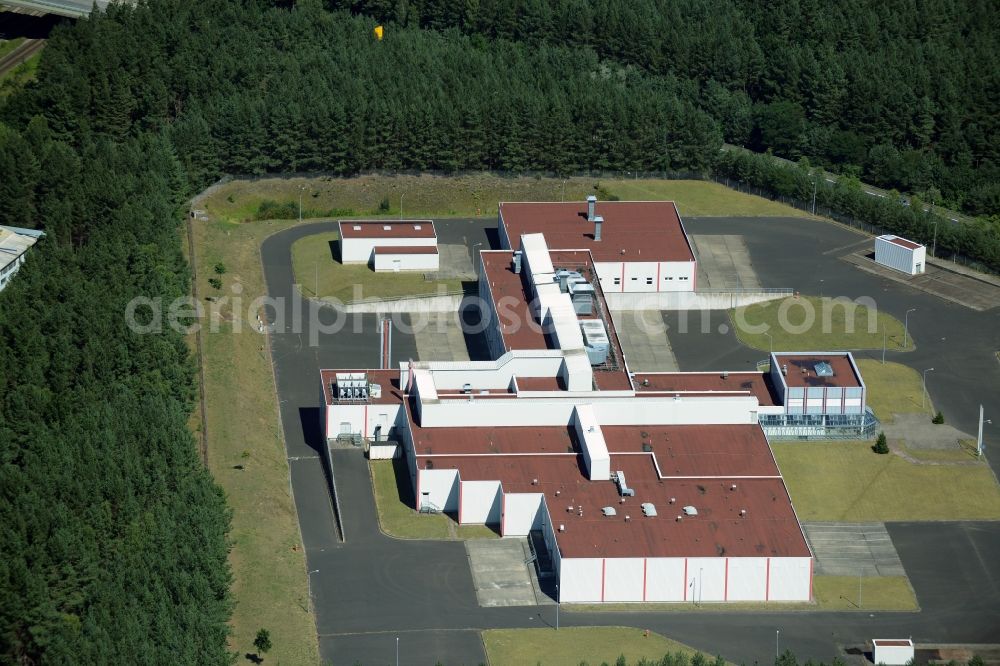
left=593, top=215, right=603, bottom=242
left=569, top=281, right=595, bottom=315
left=814, top=361, right=835, bottom=377
left=682, top=505, right=698, bottom=516
left=579, top=319, right=610, bottom=365
left=587, top=194, right=597, bottom=221
left=601, top=506, right=617, bottom=516
left=335, top=372, right=369, bottom=401
left=383, top=225, right=392, bottom=231
left=513, top=250, right=523, bottom=274
left=554, top=269, right=585, bottom=293
left=614, top=470, right=635, bottom=497
left=462, top=383, right=473, bottom=394
left=641, top=503, right=657, bottom=517
left=369, top=383, right=382, bottom=399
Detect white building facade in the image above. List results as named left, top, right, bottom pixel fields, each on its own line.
left=875, top=234, right=926, bottom=275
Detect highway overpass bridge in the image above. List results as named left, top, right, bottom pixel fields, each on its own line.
left=2, top=0, right=129, bottom=18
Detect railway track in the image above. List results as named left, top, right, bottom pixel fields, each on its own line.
left=0, top=37, right=45, bottom=78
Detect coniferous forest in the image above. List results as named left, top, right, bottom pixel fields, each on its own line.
left=333, top=0, right=1000, bottom=218
left=0, top=0, right=997, bottom=662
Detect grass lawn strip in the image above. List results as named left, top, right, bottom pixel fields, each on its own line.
left=192, top=217, right=319, bottom=664
left=370, top=459, right=497, bottom=540
left=856, top=359, right=928, bottom=423
left=731, top=296, right=913, bottom=352
left=771, top=440, right=1000, bottom=521
left=289, top=230, right=464, bottom=302
left=199, top=175, right=817, bottom=224
left=607, top=179, right=815, bottom=218
left=0, top=37, right=26, bottom=60
left=482, top=627, right=731, bottom=666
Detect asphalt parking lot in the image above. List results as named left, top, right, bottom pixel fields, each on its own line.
left=260, top=215, right=1000, bottom=665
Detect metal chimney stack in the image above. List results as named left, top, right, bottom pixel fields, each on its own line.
left=587, top=195, right=597, bottom=221
left=594, top=215, right=603, bottom=241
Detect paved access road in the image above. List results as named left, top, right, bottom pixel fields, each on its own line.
left=261, top=218, right=1000, bottom=665
left=674, top=216, right=1000, bottom=479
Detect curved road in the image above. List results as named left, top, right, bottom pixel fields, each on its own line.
left=261, top=218, right=1000, bottom=665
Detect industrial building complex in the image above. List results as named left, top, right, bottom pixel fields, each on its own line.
left=320, top=198, right=875, bottom=604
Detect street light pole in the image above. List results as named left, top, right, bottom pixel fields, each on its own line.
left=811, top=176, right=817, bottom=215
left=904, top=308, right=916, bottom=349
left=764, top=332, right=773, bottom=355
left=776, top=629, right=780, bottom=660
left=922, top=367, right=935, bottom=410
left=882, top=327, right=886, bottom=364
left=556, top=583, right=560, bottom=630
left=399, top=193, right=405, bottom=221
left=395, top=636, right=399, bottom=666
left=977, top=405, right=991, bottom=458
left=298, top=185, right=305, bottom=223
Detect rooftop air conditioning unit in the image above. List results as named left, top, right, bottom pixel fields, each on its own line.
left=601, top=506, right=617, bottom=516
left=641, top=503, right=657, bottom=517
left=682, top=505, right=698, bottom=516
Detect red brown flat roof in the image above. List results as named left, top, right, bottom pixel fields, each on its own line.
left=634, top=372, right=779, bottom=406
left=481, top=251, right=550, bottom=351
left=516, top=376, right=566, bottom=391
left=602, top=424, right=780, bottom=477
left=500, top=201, right=695, bottom=263
left=421, top=452, right=808, bottom=558
left=373, top=245, right=438, bottom=255
left=882, top=235, right=922, bottom=250
left=412, top=423, right=576, bottom=456
left=339, top=220, right=436, bottom=239
left=774, top=354, right=861, bottom=388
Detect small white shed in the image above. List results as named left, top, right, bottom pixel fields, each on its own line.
left=872, top=638, right=914, bottom=665
left=875, top=235, right=926, bottom=275
left=338, top=220, right=437, bottom=265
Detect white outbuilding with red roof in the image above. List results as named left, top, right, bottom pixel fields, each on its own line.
left=875, top=234, right=926, bottom=275
left=338, top=220, right=439, bottom=271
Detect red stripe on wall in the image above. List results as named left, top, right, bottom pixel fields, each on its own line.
left=642, top=559, right=648, bottom=601
left=655, top=263, right=661, bottom=293
left=765, top=557, right=771, bottom=601
left=601, top=559, right=607, bottom=602
left=724, top=558, right=729, bottom=601
left=692, top=261, right=697, bottom=291
left=683, top=558, right=688, bottom=601
left=620, top=264, right=626, bottom=293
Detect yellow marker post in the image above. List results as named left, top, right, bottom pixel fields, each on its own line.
left=373, top=25, right=384, bottom=40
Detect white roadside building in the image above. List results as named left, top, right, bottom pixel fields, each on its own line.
left=0, top=226, right=44, bottom=292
